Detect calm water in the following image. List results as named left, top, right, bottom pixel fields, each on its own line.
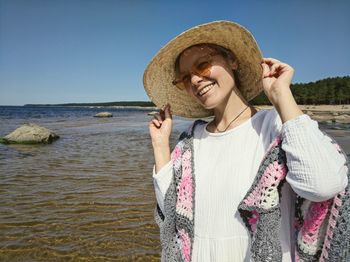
left=0, top=106, right=349, bottom=261
left=0, top=106, right=190, bottom=262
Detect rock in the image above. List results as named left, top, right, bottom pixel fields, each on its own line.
left=306, top=111, right=314, bottom=116
left=332, top=112, right=339, bottom=116
left=334, top=114, right=350, bottom=124
left=94, top=112, right=113, bottom=118
left=147, top=111, right=159, bottom=116
left=1, top=123, right=59, bottom=144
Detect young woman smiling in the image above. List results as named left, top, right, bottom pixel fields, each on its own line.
left=143, top=21, right=349, bottom=262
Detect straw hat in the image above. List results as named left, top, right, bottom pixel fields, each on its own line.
left=143, top=20, right=263, bottom=118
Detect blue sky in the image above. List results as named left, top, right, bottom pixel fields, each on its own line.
left=0, top=0, right=349, bottom=105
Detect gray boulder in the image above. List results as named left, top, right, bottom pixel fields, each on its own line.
left=306, top=110, right=314, bottom=116
left=334, top=114, right=350, bottom=124
left=94, top=112, right=113, bottom=117
left=0, top=123, right=59, bottom=144
left=147, top=111, right=159, bottom=116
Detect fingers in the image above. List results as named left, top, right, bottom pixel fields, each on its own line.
left=262, top=58, right=281, bottom=64
left=154, top=112, right=163, bottom=123
left=149, top=104, right=172, bottom=128
left=261, top=58, right=293, bottom=78
left=269, top=63, right=282, bottom=76
left=159, top=104, right=172, bottom=120
left=164, top=104, right=172, bottom=120
left=261, top=58, right=280, bottom=78
left=148, top=111, right=162, bottom=128
left=261, top=62, right=270, bottom=78
left=151, top=118, right=161, bottom=128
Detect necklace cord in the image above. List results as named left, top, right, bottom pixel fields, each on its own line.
left=214, top=105, right=250, bottom=132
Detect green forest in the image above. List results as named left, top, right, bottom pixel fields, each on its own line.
left=252, top=76, right=350, bottom=105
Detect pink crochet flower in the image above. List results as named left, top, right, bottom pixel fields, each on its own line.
left=182, top=150, right=192, bottom=176
left=172, top=145, right=182, bottom=162
left=248, top=210, right=260, bottom=232
left=244, top=161, right=287, bottom=207
left=176, top=174, right=193, bottom=219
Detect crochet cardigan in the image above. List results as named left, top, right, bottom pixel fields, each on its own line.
left=154, top=120, right=350, bottom=262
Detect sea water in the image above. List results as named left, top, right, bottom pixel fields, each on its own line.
left=0, top=106, right=348, bottom=261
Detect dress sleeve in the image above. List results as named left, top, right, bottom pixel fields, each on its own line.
left=277, top=113, right=348, bottom=202
left=153, top=160, right=173, bottom=214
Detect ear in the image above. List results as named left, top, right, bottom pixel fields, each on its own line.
left=229, top=60, right=238, bottom=70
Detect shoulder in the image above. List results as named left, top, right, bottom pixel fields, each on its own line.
left=259, top=107, right=281, bottom=124
left=178, top=119, right=208, bottom=141
left=257, top=107, right=283, bottom=140
left=190, top=119, right=208, bottom=134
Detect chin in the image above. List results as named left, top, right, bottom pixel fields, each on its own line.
left=198, top=95, right=221, bottom=109
left=199, top=101, right=217, bottom=110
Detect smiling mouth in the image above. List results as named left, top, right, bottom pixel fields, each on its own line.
left=197, top=83, right=215, bottom=96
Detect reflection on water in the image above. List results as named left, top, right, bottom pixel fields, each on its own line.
left=0, top=106, right=190, bottom=261
left=0, top=106, right=349, bottom=261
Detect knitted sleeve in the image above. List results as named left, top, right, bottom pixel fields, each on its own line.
left=279, top=114, right=348, bottom=202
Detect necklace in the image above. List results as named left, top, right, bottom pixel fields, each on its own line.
left=214, top=105, right=249, bottom=133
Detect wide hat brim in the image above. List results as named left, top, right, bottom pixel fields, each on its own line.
left=143, top=20, right=264, bottom=118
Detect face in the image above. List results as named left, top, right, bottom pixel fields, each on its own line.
left=176, top=45, right=238, bottom=110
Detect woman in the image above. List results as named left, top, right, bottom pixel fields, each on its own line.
left=143, top=21, right=349, bottom=261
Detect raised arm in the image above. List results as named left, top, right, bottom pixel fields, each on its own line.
left=149, top=104, right=174, bottom=214
left=261, top=58, right=348, bottom=201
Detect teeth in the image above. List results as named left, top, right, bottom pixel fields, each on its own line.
left=198, top=83, right=214, bottom=96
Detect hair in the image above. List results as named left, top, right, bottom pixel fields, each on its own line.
left=174, top=43, right=241, bottom=87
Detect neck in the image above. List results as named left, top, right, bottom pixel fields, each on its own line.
left=212, top=88, right=256, bottom=130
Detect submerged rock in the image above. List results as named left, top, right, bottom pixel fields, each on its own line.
left=1, top=123, right=59, bottom=144
left=94, top=112, right=113, bottom=117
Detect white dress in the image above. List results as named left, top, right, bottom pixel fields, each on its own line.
left=152, top=109, right=348, bottom=262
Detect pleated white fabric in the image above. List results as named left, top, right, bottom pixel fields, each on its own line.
left=152, top=108, right=348, bottom=261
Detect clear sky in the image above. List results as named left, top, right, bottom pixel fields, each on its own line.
left=0, top=0, right=349, bottom=105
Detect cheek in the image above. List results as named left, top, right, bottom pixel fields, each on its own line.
left=185, top=87, right=196, bottom=99
left=209, top=66, right=229, bottom=81
left=211, top=68, right=235, bottom=87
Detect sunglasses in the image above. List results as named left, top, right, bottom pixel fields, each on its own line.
left=172, top=53, right=221, bottom=90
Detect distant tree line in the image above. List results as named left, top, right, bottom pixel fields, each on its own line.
left=252, top=76, right=350, bottom=105
left=60, top=101, right=156, bottom=107
left=25, top=101, right=156, bottom=107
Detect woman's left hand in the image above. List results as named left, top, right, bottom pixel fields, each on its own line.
left=261, top=58, right=295, bottom=106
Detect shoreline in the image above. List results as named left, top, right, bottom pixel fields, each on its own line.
left=256, top=105, right=350, bottom=124
left=256, top=104, right=350, bottom=112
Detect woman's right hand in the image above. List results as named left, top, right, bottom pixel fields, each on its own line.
left=149, top=103, right=173, bottom=148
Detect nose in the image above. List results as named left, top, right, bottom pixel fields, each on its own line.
left=190, top=73, right=204, bottom=86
